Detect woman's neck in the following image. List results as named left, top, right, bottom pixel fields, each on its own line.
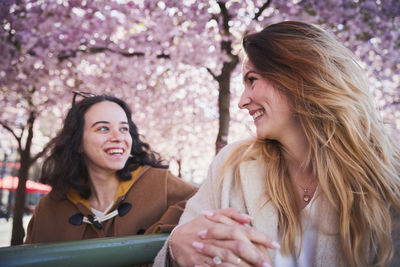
left=280, top=128, right=318, bottom=210
left=281, top=128, right=309, bottom=168
left=87, top=169, right=120, bottom=212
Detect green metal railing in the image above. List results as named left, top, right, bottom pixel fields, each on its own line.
left=0, top=234, right=168, bottom=267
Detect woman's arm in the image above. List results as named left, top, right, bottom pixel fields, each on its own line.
left=145, top=170, right=198, bottom=234
left=154, top=141, right=278, bottom=266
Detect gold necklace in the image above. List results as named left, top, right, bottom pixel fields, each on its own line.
left=296, top=178, right=317, bottom=203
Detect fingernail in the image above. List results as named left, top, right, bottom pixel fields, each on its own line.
left=271, top=240, right=281, bottom=249
left=197, top=229, right=207, bottom=238
left=201, top=210, right=214, bottom=217
left=192, top=241, right=204, bottom=250
left=194, top=265, right=202, bottom=267
left=262, top=262, right=272, bottom=267
left=239, top=213, right=253, bottom=221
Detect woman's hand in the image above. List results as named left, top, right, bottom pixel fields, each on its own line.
left=194, top=208, right=279, bottom=266
left=169, top=208, right=279, bottom=267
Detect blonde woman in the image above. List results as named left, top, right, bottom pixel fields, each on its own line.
left=154, top=21, right=400, bottom=267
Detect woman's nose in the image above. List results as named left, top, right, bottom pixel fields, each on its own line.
left=238, top=90, right=251, bottom=109
left=110, top=129, right=123, bottom=141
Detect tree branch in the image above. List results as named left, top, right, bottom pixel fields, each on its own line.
left=31, top=138, right=53, bottom=163
left=0, top=120, right=21, bottom=144
left=58, top=46, right=170, bottom=62
left=206, top=67, right=218, bottom=81
left=217, top=1, right=231, bottom=35
left=208, top=1, right=240, bottom=84
left=254, top=0, right=272, bottom=20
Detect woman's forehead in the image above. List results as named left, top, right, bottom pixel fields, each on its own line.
left=84, top=101, right=128, bottom=124
left=241, top=58, right=257, bottom=75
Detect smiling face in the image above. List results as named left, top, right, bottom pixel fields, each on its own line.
left=81, top=101, right=132, bottom=175
left=238, top=59, right=300, bottom=141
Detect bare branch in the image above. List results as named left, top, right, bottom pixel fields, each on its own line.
left=31, top=138, right=53, bottom=163
left=57, top=46, right=170, bottom=62
left=206, top=67, right=218, bottom=81
left=254, top=0, right=272, bottom=20
left=0, top=120, right=21, bottom=144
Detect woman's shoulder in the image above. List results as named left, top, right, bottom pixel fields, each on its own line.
left=132, top=166, right=197, bottom=197
left=137, top=165, right=169, bottom=178
left=37, top=192, right=63, bottom=205
left=137, top=165, right=193, bottom=186
left=31, top=192, right=71, bottom=217
left=212, top=139, right=255, bottom=168
left=218, top=139, right=249, bottom=155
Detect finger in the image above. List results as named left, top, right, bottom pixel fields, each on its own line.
left=169, top=218, right=218, bottom=267
left=192, top=241, right=252, bottom=267
left=182, top=252, right=214, bottom=267
left=209, top=239, right=273, bottom=267
left=198, top=224, right=280, bottom=250
left=202, top=209, right=252, bottom=225
left=202, top=210, right=241, bottom=226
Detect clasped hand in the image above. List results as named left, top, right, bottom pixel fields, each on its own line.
left=169, top=208, right=280, bottom=267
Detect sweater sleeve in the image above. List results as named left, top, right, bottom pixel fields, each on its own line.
left=152, top=165, right=220, bottom=266
left=177, top=140, right=246, bottom=224
left=153, top=142, right=241, bottom=266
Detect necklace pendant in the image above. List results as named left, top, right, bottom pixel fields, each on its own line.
left=303, top=194, right=311, bottom=202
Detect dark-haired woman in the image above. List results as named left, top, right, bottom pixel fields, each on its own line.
left=25, top=94, right=197, bottom=243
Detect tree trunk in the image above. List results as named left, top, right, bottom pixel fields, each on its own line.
left=10, top=159, right=29, bottom=245
left=215, top=57, right=239, bottom=154
left=216, top=72, right=231, bottom=153
left=213, top=1, right=271, bottom=154
left=10, top=111, right=35, bottom=245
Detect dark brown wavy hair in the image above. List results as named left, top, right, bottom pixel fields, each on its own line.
left=41, top=95, right=167, bottom=199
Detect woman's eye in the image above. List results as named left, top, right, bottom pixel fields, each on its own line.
left=120, top=127, right=129, bottom=132
left=97, top=126, right=109, bottom=132
left=248, top=76, right=257, bottom=84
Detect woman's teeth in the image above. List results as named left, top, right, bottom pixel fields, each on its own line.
left=252, top=110, right=264, bottom=120
left=107, top=148, right=123, bottom=155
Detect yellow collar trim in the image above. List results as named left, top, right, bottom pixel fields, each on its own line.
left=67, top=189, right=91, bottom=210
left=67, top=166, right=143, bottom=210
left=113, top=166, right=142, bottom=203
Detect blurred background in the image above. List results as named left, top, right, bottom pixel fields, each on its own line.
left=0, top=0, right=399, bottom=247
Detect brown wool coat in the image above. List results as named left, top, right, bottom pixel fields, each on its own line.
left=25, top=166, right=197, bottom=244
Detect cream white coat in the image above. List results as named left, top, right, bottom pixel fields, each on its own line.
left=154, top=140, right=343, bottom=267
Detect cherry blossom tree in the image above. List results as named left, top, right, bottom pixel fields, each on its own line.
left=1, top=0, right=399, bottom=245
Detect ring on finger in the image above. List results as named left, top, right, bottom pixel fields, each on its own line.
left=213, top=256, right=222, bottom=265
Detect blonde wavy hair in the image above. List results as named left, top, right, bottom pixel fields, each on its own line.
left=221, top=21, right=400, bottom=267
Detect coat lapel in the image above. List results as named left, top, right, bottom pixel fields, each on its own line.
left=314, top=191, right=342, bottom=266
left=239, top=158, right=279, bottom=260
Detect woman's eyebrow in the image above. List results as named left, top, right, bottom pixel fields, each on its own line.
left=91, top=121, right=109, bottom=127
left=91, top=121, right=129, bottom=128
